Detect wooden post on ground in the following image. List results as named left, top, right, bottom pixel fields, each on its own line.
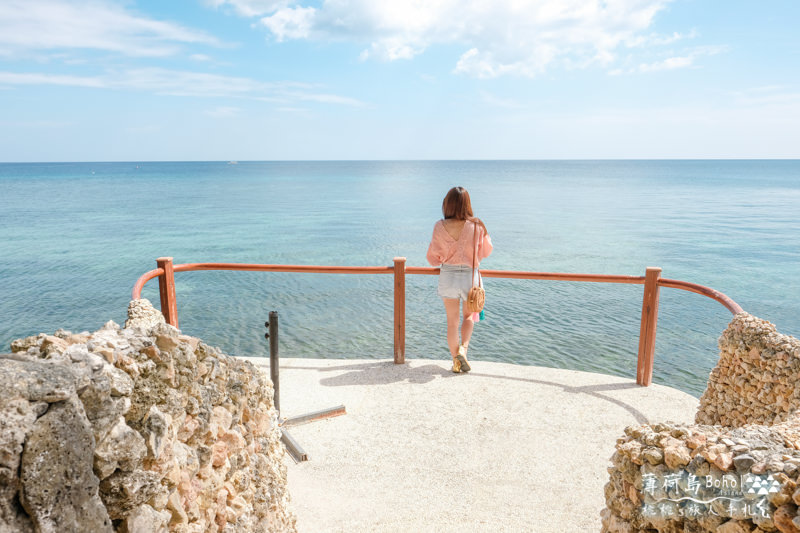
left=636, top=267, right=662, bottom=386
left=156, top=257, right=179, bottom=328
left=393, top=257, right=406, bottom=364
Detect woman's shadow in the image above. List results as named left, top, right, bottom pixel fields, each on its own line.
left=281, top=359, right=458, bottom=387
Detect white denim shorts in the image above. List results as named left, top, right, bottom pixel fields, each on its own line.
left=437, top=264, right=480, bottom=300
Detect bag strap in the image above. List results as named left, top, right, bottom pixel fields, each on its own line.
left=471, top=219, right=480, bottom=286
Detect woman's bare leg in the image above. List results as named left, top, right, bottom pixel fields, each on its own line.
left=460, top=300, right=475, bottom=353
left=443, top=298, right=461, bottom=359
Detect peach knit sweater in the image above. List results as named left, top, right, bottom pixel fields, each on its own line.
left=426, top=219, right=493, bottom=267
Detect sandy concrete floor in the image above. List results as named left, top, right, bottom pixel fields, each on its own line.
left=245, top=357, right=699, bottom=533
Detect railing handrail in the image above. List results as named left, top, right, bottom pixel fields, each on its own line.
left=659, top=278, right=743, bottom=315
left=132, top=268, right=165, bottom=300
left=407, top=266, right=648, bottom=284
left=131, top=263, right=396, bottom=300
left=131, top=257, right=743, bottom=387
left=132, top=262, right=652, bottom=300
left=133, top=263, right=739, bottom=311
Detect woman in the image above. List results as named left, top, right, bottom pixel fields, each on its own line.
left=426, top=187, right=493, bottom=373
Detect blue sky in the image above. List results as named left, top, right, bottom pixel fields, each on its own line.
left=0, top=0, right=798, bottom=161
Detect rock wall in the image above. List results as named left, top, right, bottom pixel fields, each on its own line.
left=603, top=421, right=800, bottom=533
left=602, top=313, right=800, bottom=533
left=0, top=299, right=296, bottom=533
left=697, top=314, right=800, bottom=428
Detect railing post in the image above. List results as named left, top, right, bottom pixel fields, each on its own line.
left=636, top=267, right=662, bottom=386
left=267, top=311, right=279, bottom=415
left=156, top=257, right=179, bottom=328
left=393, top=257, right=406, bottom=364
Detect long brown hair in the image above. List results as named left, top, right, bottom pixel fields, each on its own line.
left=441, top=186, right=488, bottom=235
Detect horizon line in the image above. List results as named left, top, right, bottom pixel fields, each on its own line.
left=2, top=157, right=800, bottom=164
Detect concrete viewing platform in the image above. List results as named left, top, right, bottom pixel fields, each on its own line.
left=246, top=357, right=699, bottom=532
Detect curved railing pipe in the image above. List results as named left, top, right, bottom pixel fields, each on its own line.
left=132, top=268, right=164, bottom=301
left=658, top=278, right=744, bottom=315
left=132, top=258, right=742, bottom=387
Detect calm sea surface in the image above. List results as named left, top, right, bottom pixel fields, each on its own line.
left=1, top=160, right=798, bottom=396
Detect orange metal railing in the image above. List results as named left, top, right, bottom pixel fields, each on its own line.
left=132, top=257, right=743, bottom=387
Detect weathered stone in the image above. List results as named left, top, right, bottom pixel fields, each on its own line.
left=124, top=298, right=166, bottom=331
left=714, top=452, right=734, bottom=471
left=66, top=343, right=105, bottom=370
left=664, top=444, right=692, bottom=469
left=141, top=344, right=161, bottom=362
left=120, top=504, right=171, bottom=533
left=697, top=314, right=800, bottom=428
left=167, top=490, right=189, bottom=526
left=0, top=358, right=77, bottom=403
left=66, top=332, right=91, bottom=345
left=716, top=519, right=755, bottom=533
left=0, top=397, right=39, bottom=532
left=94, top=417, right=147, bottom=477
left=40, top=335, right=69, bottom=357
left=105, top=365, right=134, bottom=397
left=142, top=405, right=172, bottom=460
left=19, top=396, right=112, bottom=532
left=2, top=303, right=296, bottom=533
left=733, top=454, right=756, bottom=472
left=642, top=447, right=664, bottom=465
left=604, top=313, right=800, bottom=533
left=774, top=504, right=800, bottom=533
left=100, top=470, right=164, bottom=520
left=10, top=334, right=44, bottom=353
left=153, top=323, right=180, bottom=352
left=179, top=335, right=200, bottom=352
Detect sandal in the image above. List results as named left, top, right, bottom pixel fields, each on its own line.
left=456, top=345, right=471, bottom=373
left=451, top=357, right=462, bottom=373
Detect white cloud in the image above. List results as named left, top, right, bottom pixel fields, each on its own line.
left=259, top=6, right=316, bottom=42
left=0, top=0, right=221, bottom=58
left=636, top=44, right=725, bottom=73
left=209, top=0, right=290, bottom=18
left=360, top=39, right=423, bottom=61
left=455, top=45, right=559, bottom=79
left=0, top=68, right=365, bottom=106
left=226, top=0, right=677, bottom=78
left=0, top=71, right=107, bottom=88
left=295, top=93, right=365, bottom=107
left=625, top=29, right=697, bottom=48
left=638, top=55, right=693, bottom=72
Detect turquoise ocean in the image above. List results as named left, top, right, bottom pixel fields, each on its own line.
left=1, top=160, right=798, bottom=397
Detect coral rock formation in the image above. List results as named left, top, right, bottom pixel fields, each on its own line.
left=603, top=313, right=800, bottom=533
left=0, top=299, right=296, bottom=532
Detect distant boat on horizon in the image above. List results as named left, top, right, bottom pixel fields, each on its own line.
left=228, top=161, right=238, bottom=165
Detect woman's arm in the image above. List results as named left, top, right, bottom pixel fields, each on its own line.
left=478, top=232, right=493, bottom=261
left=426, top=221, right=446, bottom=266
